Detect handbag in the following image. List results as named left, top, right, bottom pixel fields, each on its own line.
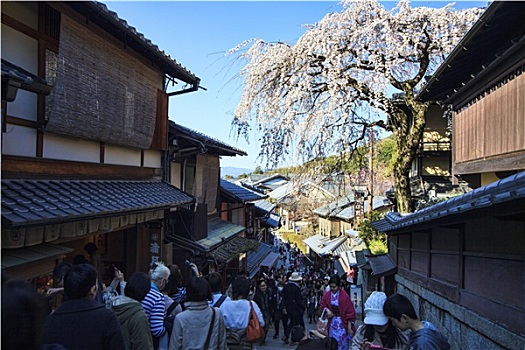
left=246, top=301, right=265, bottom=343
left=316, top=307, right=329, bottom=336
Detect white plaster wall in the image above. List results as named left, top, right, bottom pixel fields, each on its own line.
left=2, top=125, right=37, bottom=157
left=1, top=24, right=39, bottom=120
left=43, top=133, right=99, bottom=162
left=104, top=144, right=141, bottom=166
left=170, top=162, right=182, bottom=188
left=143, top=149, right=162, bottom=168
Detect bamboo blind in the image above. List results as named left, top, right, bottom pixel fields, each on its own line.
left=46, top=15, right=163, bottom=150
left=454, top=73, right=525, bottom=164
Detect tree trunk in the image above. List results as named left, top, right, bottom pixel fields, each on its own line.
left=394, top=159, right=412, bottom=213
left=391, top=95, right=429, bottom=213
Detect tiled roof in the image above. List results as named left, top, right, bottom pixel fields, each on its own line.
left=372, top=171, right=525, bottom=232
left=313, top=195, right=354, bottom=217
left=267, top=182, right=294, bottom=201
left=1, top=59, right=53, bottom=98
left=196, top=218, right=245, bottom=249
left=1, top=180, right=194, bottom=228
left=303, top=234, right=347, bottom=256
left=69, top=2, right=199, bottom=86
left=252, top=199, right=275, bottom=214
left=170, top=122, right=246, bottom=156
left=220, top=179, right=266, bottom=203
left=336, top=196, right=391, bottom=220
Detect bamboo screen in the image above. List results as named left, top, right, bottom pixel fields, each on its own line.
left=46, top=15, right=163, bottom=150
left=454, top=73, right=525, bottom=164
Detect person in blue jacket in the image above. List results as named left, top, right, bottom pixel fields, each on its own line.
left=383, top=293, right=450, bottom=350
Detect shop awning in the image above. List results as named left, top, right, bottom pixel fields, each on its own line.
left=1, top=243, right=73, bottom=280
left=247, top=243, right=273, bottom=278
left=334, top=259, right=346, bottom=277
left=1, top=179, right=195, bottom=228
left=208, top=236, right=260, bottom=264
left=196, top=218, right=245, bottom=250
left=260, top=252, right=280, bottom=268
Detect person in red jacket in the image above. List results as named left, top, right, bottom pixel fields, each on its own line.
left=319, top=274, right=356, bottom=350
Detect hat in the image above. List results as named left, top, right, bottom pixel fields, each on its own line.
left=289, top=272, right=302, bottom=282
left=364, top=291, right=389, bottom=326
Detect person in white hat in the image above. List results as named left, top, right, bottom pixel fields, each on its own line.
left=351, top=291, right=408, bottom=350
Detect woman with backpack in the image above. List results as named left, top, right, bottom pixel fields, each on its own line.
left=220, top=276, right=265, bottom=350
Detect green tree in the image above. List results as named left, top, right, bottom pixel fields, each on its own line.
left=358, top=211, right=388, bottom=254
left=253, top=166, right=264, bottom=174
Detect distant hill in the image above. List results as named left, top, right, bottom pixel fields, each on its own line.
left=221, top=166, right=253, bottom=178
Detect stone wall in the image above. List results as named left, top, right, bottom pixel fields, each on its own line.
left=395, top=274, right=525, bottom=350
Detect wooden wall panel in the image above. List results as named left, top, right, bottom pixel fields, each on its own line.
left=412, top=232, right=429, bottom=250
left=411, top=251, right=428, bottom=275
left=431, top=254, right=459, bottom=285
left=454, top=73, right=525, bottom=164
left=464, top=256, right=523, bottom=308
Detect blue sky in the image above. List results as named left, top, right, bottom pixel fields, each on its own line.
left=103, top=0, right=488, bottom=170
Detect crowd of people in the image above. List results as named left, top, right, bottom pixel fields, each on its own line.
left=2, top=239, right=451, bottom=350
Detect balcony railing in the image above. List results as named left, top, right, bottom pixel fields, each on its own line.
left=421, top=141, right=451, bottom=152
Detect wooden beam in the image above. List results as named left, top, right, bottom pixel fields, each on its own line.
left=1, top=155, right=161, bottom=180
left=454, top=151, right=525, bottom=175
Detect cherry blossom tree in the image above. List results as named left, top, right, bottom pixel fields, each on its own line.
left=229, top=0, right=483, bottom=213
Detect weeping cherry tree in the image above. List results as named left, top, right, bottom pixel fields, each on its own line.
left=228, top=0, right=483, bottom=213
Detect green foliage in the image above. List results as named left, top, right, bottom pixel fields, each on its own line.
left=375, top=137, right=397, bottom=175
left=224, top=174, right=233, bottom=179
left=254, top=166, right=264, bottom=174
left=368, top=239, right=388, bottom=255
left=357, top=211, right=388, bottom=252
left=238, top=173, right=248, bottom=179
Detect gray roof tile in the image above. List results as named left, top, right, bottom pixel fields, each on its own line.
left=220, top=179, right=266, bottom=202
left=2, top=180, right=195, bottom=228
left=372, top=171, right=525, bottom=232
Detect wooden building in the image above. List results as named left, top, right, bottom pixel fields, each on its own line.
left=418, top=1, right=525, bottom=188
left=1, top=2, right=199, bottom=288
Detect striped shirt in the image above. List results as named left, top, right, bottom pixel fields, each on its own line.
left=141, top=283, right=166, bottom=337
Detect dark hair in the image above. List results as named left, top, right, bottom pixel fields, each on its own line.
left=125, top=272, right=151, bottom=301
left=328, top=274, right=341, bottom=287
left=73, top=254, right=88, bottom=265
left=53, top=261, right=73, bottom=285
left=186, top=277, right=212, bottom=302
left=208, top=272, right=223, bottom=293
left=83, top=242, right=98, bottom=255
left=290, top=325, right=305, bottom=343
left=1, top=279, right=48, bottom=350
left=383, top=293, right=418, bottom=320
left=232, top=276, right=250, bottom=300
left=166, top=264, right=184, bottom=295
left=63, top=263, right=98, bottom=300
left=363, top=322, right=403, bottom=348
left=323, top=336, right=338, bottom=350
